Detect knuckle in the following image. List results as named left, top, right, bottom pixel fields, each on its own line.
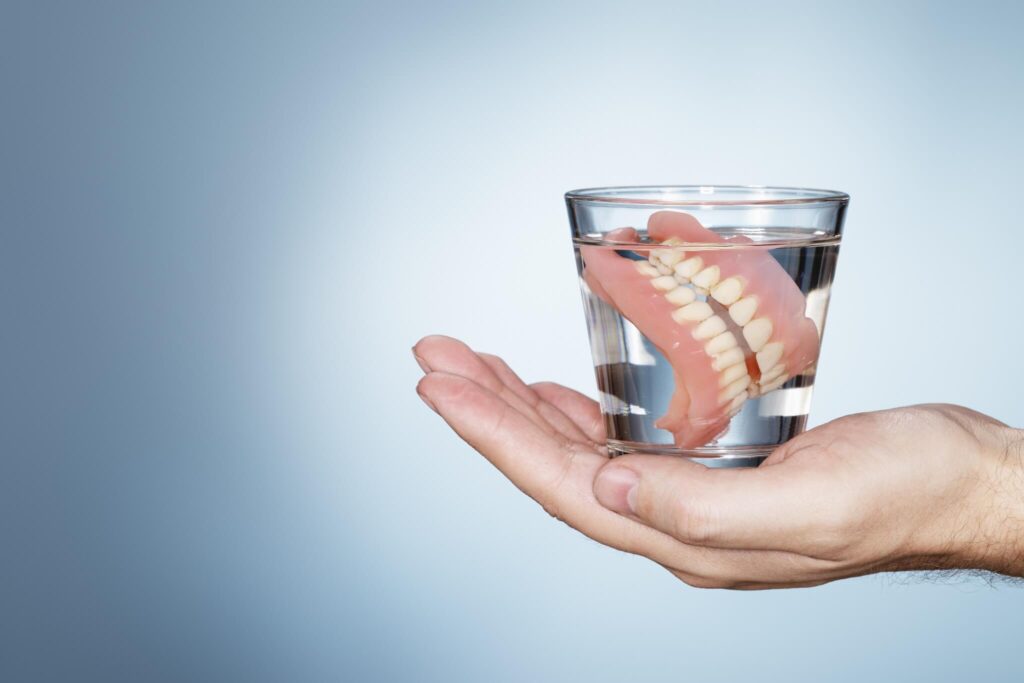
left=669, top=496, right=719, bottom=546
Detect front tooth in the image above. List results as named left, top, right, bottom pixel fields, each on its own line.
left=672, top=301, right=713, bottom=323
left=728, top=296, right=758, bottom=326
left=756, top=342, right=784, bottom=373
left=693, top=315, right=727, bottom=340
left=710, top=277, right=743, bottom=306
left=719, top=374, right=751, bottom=404
left=656, top=262, right=673, bottom=275
left=705, top=331, right=737, bottom=355
left=760, top=374, right=790, bottom=393
left=718, top=362, right=748, bottom=386
left=651, top=275, right=678, bottom=291
left=658, top=248, right=685, bottom=267
left=673, top=256, right=703, bottom=281
left=760, top=363, right=786, bottom=384
left=635, top=261, right=660, bottom=278
left=727, top=392, right=747, bottom=416
left=711, top=346, right=745, bottom=371
left=691, top=265, right=721, bottom=291
left=742, top=317, right=773, bottom=352
left=664, top=286, right=696, bottom=306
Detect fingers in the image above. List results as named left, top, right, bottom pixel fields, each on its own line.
left=530, top=382, right=606, bottom=444
left=413, top=336, right=562, bottom=440
left=477, top=353, right=595, bottom=446
left=593, top=454, right=833, bottom=554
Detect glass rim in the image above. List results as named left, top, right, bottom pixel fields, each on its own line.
left=565, top=184, right=850, bottom=207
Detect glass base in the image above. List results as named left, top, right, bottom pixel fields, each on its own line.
left=607, top=439, right=771, bottom=468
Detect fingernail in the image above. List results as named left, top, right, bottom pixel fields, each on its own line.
left=593, top=466, right=638, bottom=515
left=412, top=348, right=431, bottom=373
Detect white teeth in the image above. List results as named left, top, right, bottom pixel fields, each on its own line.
left=728, top=296, right=758, bottom=326
left=635, top=261, right=660, bottom=278
left=664, top=286, right=696, bottom=306
left=711, top=346, right=745, bottom=371
left=719, top=374, right=751, bottom=404
left=727, top=392, right=747, bottom=416
left=673, top=256, right=703, bottom=281
left=756, top=342, right=784, bottom=373
left=760, top=363, right=786, bottom=384
left=718, top=362, right=748, bottom=387
left=651, top=275, right=678, bottom=291
left=742, top=317, right=773, bottom=352
left=705, top=331, right=737, bottom=356
left=691, top=265, right=721, bottom=291
left=710, top=277, right=744, bottom=305
left=656, top=262, right=673, bottom=275
left=672, top=301, right=714, bottom=323
left=760, top=374, right=790, bottom=393
left=693, top=315, right=727, bottom=340
left=658, top=248, right=685, bottom=267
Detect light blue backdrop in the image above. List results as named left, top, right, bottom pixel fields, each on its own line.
left=4, top=1, right=1022, bottom=681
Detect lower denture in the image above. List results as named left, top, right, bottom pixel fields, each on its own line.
left=581, top=211, right=820, bottom=449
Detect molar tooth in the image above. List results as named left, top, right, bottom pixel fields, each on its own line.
left=710, top=277, right=744, bottom=306
left=635, top=261, right=660, bottom=278
left=705, top=331, right=737, bottom=356
left=656, top=262, right=673, bottom=275
left=673, top=256, right=703, bottom=281
left=718, top=362, right=748, bottom=386
left=691, top=265, right=721, bottom=292
left=693, top=315, right=727, bottom=340
left=672, top=301, right=713, bottom=323
left=728, top=296, right=758, bottom=326
left=664, top=286, right=696, bottom=306
left=727, top=392, right=747, bottom=416
left=711, top=346, right=745, bottom=371
left=742, top=318, right=774, bottom=352
left=760, top=374, right=790, bottom=393
left=756, top=342, right=784, bottom=373
left=719, top=374, right=751, bottom=404
left=760, top=364, right=786, bottom=384
left=651, top=275, right=678, bottom=291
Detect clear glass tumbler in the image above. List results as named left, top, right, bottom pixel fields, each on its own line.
left=566, top=186, right=848, bottom=467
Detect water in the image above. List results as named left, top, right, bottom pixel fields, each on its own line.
left=574, top=228, right=840, bottom=466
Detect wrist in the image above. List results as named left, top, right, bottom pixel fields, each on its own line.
left=964, top=425, right=1024, bottom=577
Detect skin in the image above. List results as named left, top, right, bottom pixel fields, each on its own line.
left=413, top=334, right=1024, bottom=589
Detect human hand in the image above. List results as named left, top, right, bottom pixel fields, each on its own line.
left=413, top=335, right=1024, bottom=589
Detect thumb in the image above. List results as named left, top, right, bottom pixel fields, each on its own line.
left=592, top=454, right=818, bottom=551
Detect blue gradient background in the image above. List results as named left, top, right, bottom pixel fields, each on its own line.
left=4, top=1, right=1023, bottom=681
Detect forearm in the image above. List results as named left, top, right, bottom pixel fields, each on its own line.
left=964, top=425, right=1024, bottom=578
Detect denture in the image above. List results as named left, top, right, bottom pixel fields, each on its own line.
left=580, top=211, right=820, bottom=449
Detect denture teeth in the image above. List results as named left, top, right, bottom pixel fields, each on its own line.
left=691, top=265, right=721, bottom=292
left=711, top=346, right=745, bottom=371
left=727, top=392, right=747, bottom=416
left=693, top=315, right=727, bottom=340
left=760, top=374, right=790, bottom=393
left=651, top=275, right=678, bottom=291
left=728, top=296, right=758, bottom=326
left=672, top=301, right=714, bottom=323
left=635, top=261, right=661, bottom=278
left=719, top=374, right=751, bottom=404
left=658, top=248, right=686, bottom=268
left=656, top=262, right=673, bottom=275
left=718, top=362, right=748, bottom=387
left=664, top=286, right=697, bottom=306
left=756, top=342, right=785, bottom=373
left=673, top=256, right=703, bottom=281
left=760, top=363, right=786, bottom=384
left=742, top=318, right=773, bottom=353
left=705, top=331, right=737, bottom=356
left=710, top=277, right=744, bottom=306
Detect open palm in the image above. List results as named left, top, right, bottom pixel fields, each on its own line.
left=414, top=335, right=1020, bottom=588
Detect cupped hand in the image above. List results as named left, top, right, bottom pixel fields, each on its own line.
left=413, top=335, right=1024, bottom=589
